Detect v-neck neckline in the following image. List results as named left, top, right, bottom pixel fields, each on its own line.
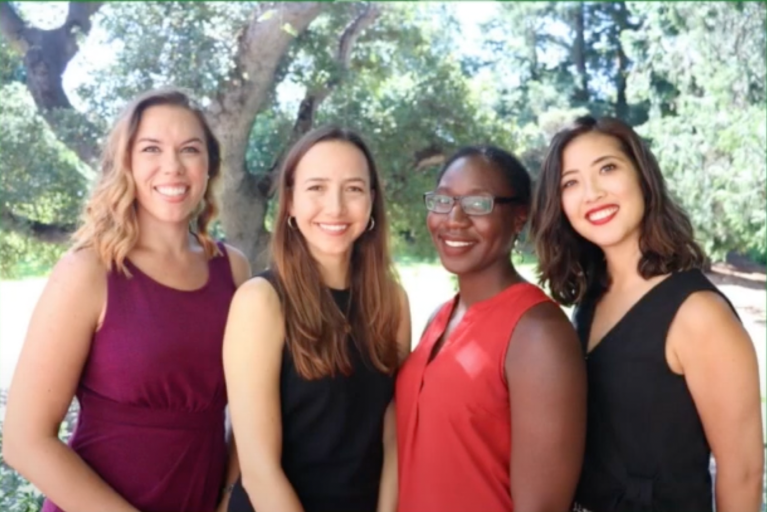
left=584, top=272, right=677, bottom=357
left=425, top=281, right=528, bottom=365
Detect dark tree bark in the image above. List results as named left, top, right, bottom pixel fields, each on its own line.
left=611, top=1, right=630, bottom=121
left=572, top=2, right=589, bottom=103
left=1, top=210, right=75, bottom=244
left=0, top=2, right=103, bottom=166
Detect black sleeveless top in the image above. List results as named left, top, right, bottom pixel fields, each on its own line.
left=572, top=269, right=737, bottom=512
left=228, top=270, right=395, bottom=512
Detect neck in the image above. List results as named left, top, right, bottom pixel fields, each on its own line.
left=134, top=209, right=197, bottom=257
left=456, top=258, right=520, bottom=308
left=314, top=250, right=352, bottom=290
left=602, top=237, right=643, bottom=292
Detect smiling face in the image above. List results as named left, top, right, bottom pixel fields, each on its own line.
left=129, top=104, right=209, bottom=226
left=560, top=131, right=645, bottom=251
left=427, top=155, right=524, bottom=276
left=289, top=140, right=374, bottom=264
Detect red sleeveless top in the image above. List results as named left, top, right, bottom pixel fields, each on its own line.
left=396, top=282, right=551, bottom=512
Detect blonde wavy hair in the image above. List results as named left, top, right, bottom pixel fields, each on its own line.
left=72, top=88, right=223, bottom=274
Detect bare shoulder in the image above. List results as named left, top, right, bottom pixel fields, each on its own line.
left=229, top=275, right=283, bottom=324
left=512, top=301, right=579, bottom=348
left=47, top=247, right=107, bottom=299
left=675, top=290, right=740, bottom=334
left=224, top=276, right=285, bottom=355
left=670, top=290, right=748, bottom=356
left=54, top=246, right=105, bottom=279
left=222, top=243, right=252, bottom=287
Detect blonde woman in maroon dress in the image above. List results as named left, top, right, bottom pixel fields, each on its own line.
left=3, top=88, right=250, bottom=512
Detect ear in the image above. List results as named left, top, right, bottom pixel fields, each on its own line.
left=513, top=209, right=529, bottom=234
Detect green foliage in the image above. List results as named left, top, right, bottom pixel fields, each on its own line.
left=76, top=2, right=256, bottom=122
left=626, top=2, right=767, bottom=260
left=0, top=35, right=25, bottom=85
left=2, top=1, right=764, bottom=274
left=0, top=83, right=88, bottom=278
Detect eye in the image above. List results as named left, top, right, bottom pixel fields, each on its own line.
left=181, top=146, right=201, bottom=153
left=347, top=185, right=365, bottom=193
left=141, top=146, right=160, bottom=153
left=561, top=179, right=577, bottom=189
left=434, top=195, right=452, bottom=205
left=600, top=163, right=617, bottom=173
left=307, top=184, right=323, bottom=192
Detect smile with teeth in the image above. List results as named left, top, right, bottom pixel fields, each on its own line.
left=155, top=186, right=189, bottom=197
left=444, top=239, right=475, bottom=248
left=317, top=223, right=350, bottom=233
left=588, top=206, right=618, bottom=222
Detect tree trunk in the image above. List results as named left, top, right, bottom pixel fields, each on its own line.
left=572, top=2, right=589, bottom=103
left=210, top=3, right=379, bottom=272
left=612, top=2, right=630, bottom=120
left=208, top=3, right=326, bottom=271
left=0, top=2, right=103, bottom=167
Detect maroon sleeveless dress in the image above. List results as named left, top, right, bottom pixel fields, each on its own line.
left=41, top=242, right=236, bottom=512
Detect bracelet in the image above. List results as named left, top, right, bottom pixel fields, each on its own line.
left=223, top=482, right=236, bottom=494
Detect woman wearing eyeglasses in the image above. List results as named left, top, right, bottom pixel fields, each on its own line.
left=395, top=146, right=587, bottom=512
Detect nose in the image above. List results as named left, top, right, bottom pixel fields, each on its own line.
left=324, top=187, right=346, bottom=217
left=583, top=174, right=606, bottom=203
left=446, top=199, right=471, bottom=227
left=161, top=150, right=185, bottom=175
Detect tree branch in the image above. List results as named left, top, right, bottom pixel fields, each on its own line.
left=0, top=2, right=31, bottom=52
left=256, top=3, right=382, bottom=196
left=0, top=2, right=104, bottom=166
left=414, top=147, right=446, bottom=171
left=206, top=2, right=326, bottom=199
left=1, top=209, right=75, bottom=244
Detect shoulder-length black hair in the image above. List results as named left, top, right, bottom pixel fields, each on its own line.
left=530, top=115, right=707, bottom=306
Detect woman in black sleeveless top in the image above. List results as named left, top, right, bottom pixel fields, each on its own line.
left=531, top=115, right=763, bottom=512
left=220, top=126, right=410, bottom=512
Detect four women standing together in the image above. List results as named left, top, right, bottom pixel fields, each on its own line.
left=3, top=88, right=764, bottom=512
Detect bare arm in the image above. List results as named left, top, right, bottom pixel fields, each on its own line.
left=2, top=250, right=140, bottom=512
left=223, top=277, right=303, bottom=512
left=670, top=292, right=764, bottom=512
left=377, top=286, right=412, bottom=512
left=216, top=245, right=251, bottom=512
left=506, top=301, right=587, bottom=512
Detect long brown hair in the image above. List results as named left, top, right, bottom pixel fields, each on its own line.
left=72, top=87, right=222, bottom=273
left=270, top=126, right=401, bottom=380
left=531, top=115, right=707, bottom=306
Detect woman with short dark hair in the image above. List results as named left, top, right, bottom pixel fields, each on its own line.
left=397, top=145, right=586, bottom=512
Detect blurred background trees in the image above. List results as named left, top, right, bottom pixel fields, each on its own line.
left=1, top=1, right=764, bottom=277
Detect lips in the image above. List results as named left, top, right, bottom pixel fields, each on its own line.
left=586, top=205, right=619, bottom=225
left=154, top=185, right=189, bottom=202
left=316, top=223, right=350, bottom=235
left=439, top=235, right=477, bottom=254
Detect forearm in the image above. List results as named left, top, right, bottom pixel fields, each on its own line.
left=715, top=464, right=764, bottom=512
left=242, top=467, right=304, bottom=512
left=7, top=437, right=139, bottom=512
left=377, top=444, right=398, bottom=512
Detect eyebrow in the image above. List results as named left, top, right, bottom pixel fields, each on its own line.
left=561, top=154, right=624, bottom=179
left=433, top=187, right=492, bottom=195
left=136, top=137, right=204, bottom=145
left=303, top=177, right=368, bottom=184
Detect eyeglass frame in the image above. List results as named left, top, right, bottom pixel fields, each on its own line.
left=423, top=191, right=522, bottom=216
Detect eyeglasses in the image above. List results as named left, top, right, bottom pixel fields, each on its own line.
left=423, top=192, right=520, bottom=216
